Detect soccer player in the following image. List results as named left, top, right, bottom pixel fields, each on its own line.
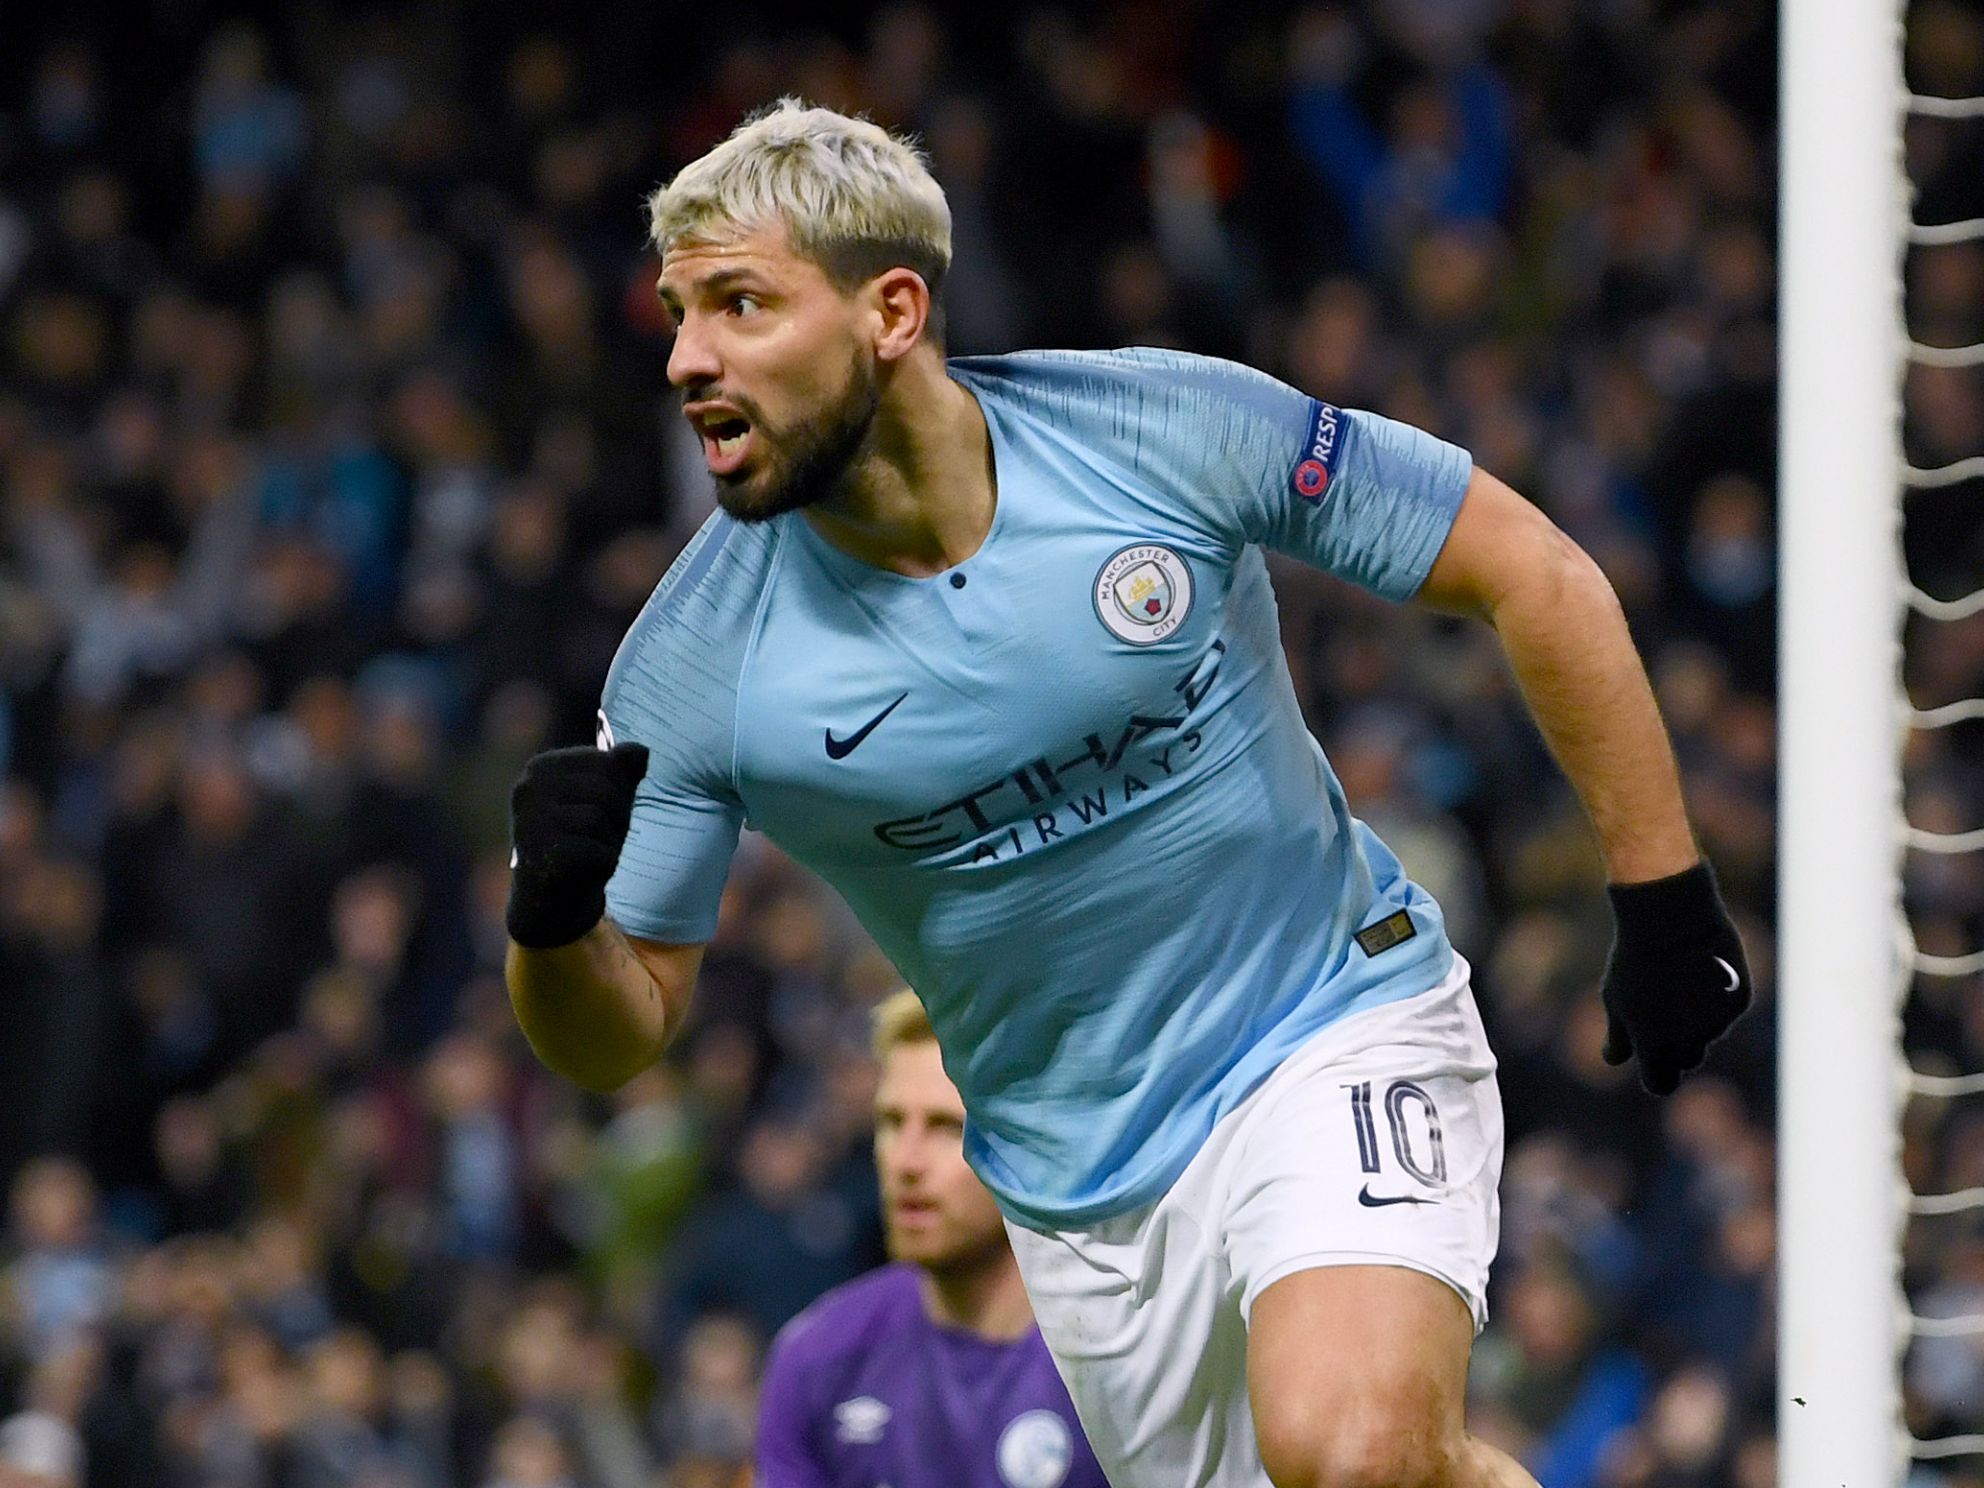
left=754, top=988, right=1107, bottom=1488
left=503, top=102, right=1751, bottom=1488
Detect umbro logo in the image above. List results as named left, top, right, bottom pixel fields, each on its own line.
left=825, top=693, right=908, bottom=760
left=834, top=1395, right=892, bottom=1444
left=1357, top=1185, right=1435, bottom=1208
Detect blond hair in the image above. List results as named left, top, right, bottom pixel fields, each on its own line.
left=646, top=99, right=952, bottom=327
left=871, top=986, right=937, bottom=1060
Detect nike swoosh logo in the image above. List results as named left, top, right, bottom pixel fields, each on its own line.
left=825, top=693, right=909, bottom=760
left=1713, top=955, right=1741, bottom=993
left=1357, top=1185, right=1435, bottom=1208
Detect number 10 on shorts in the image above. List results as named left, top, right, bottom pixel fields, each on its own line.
left=1345, top=1080, right=1447, bottom=1185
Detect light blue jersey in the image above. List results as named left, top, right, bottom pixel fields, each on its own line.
left=601, top=348, right=1473, bottom=1229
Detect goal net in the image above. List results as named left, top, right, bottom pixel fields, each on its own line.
left=1780, top=3, right=1984, bottom=1483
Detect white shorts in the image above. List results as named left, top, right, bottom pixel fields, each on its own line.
left=1005, top=957, right=1502, bottom=1488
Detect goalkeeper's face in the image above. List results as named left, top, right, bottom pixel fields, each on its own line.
left=873, top=1039, right=1010, bottom=1277
left=660, top=227, right=882, bottom=523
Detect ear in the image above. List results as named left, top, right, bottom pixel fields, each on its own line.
left=867, top=268, right=931, bottom=363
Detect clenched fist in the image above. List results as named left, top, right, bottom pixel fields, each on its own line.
left=1599, top=860, right=1752, bottom=1095
left=505, top=742, right=650, bottom=949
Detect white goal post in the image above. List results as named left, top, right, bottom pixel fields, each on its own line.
left=1777, top=1, right=1909, bottom=1484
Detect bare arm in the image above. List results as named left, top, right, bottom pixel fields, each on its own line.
left=506, top=924, right=703, bottom=1092
left=1415, top=467, right=1697, bottom=885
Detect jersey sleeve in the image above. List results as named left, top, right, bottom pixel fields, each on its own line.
left=1152, top=350, right=1473, bottom=599
left=754, top=1323, right=836, bottom=1488
left=962, top=349, right=1474, bottom=602
left=1256, top=398, right=1474, bottom=600
left=599, top=515, right=756, bottom=945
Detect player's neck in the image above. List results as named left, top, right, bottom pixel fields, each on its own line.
left=801, top=348, right=995, bottom=579
left=917, top=1247, right=1035, bottom=1341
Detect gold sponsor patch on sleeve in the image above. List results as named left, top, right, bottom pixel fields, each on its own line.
left=1354, top=909, right=1417, bottom=957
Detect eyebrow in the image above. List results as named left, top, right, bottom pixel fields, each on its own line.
left=662, top=267, right=770, bottom=306
left=872, top=1102, right=964, bottom=1122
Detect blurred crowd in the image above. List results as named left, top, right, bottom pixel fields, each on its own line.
left=0, top=1, right=1973, bottom=1485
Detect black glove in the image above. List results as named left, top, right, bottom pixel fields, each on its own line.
left=506, top=742, right=650, bottom=949
left=1600, top=860, right=1751, bottom=1095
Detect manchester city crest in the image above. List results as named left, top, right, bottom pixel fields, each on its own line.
left=1093, top=543, right=1194, bottom=645
left=996, top=1410, right=1074, bottom=1488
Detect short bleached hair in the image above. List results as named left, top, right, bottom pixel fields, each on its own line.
left=871, top=986, right=937, bottom=1060
left=646, top=99, right=952, bottom=327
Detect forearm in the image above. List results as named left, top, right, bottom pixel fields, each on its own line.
left=1418, top=472, right=1747, bottom=1089
left=506, top=917, right=675, bottom=1092
left=1489, top=531, right=1698, bottom=885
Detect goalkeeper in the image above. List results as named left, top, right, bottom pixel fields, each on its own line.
left=503, top=101, right=1749, bottom=1488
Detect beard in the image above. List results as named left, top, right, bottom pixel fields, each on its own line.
left=884, top=1210, right=1011, bottom=1279
left=704, top=351, right=881, bottom=524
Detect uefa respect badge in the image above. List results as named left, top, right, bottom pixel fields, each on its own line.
left=1290, top=399, right=1345, bottom=504
left=1093, top=542, right=1194, bottom=645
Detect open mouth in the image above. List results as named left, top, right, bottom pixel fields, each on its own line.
left=695, top=411, right=754, bottom=476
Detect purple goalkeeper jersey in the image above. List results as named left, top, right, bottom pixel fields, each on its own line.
left=756, top=1264, right=1108, bottom=1488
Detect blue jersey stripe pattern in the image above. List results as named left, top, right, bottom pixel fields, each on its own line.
left=600, top=514, right=757, bottom=944
left=603, top=348, right=1473, bottom=1228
